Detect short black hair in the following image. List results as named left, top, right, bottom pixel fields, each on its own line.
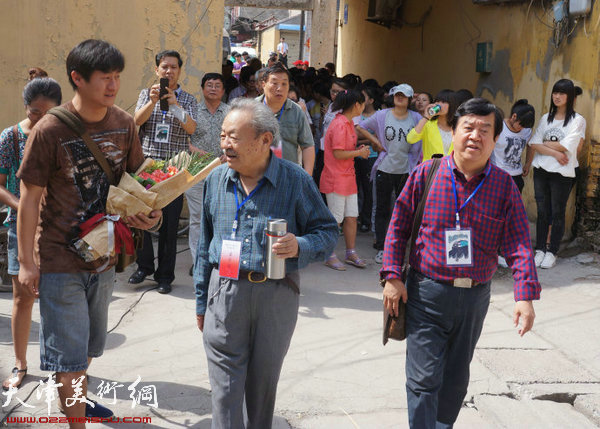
left=510, top=99, right=535, bottom=129
left=453, top=97, right=503, bottom=139
left=66, top=39, right=125, bottom=90
left=155, top=50, right=183, bottom=67
left=331, top=88, right=365, bottom=112
left=23, top=77, right=62, bottom=106
left=263, top=62, right=291, bottom=82
left=201, top=73, right=225, bottom=88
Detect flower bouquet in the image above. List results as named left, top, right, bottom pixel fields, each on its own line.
left=74, top=152, right=220, bottom=264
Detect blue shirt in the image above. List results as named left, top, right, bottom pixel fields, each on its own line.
left=195, top=154, right=338, bottom=315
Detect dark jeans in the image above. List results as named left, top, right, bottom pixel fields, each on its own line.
left=533, top=168, right=573, bottom=254
left=355, top=157, right=377, bottom=227
left=136, top=194, right=184, bottom=284
left=375, top=171, right=408, bottom=250
left=278, top=54, right=288, bottom=67
left=405, top=269, right=491, bottom=429
left=511, top=174, right=524, bottom=194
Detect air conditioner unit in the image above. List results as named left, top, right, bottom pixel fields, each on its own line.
left=366, top=0, right=403, bottom=27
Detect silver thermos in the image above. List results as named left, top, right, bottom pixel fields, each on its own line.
left=265, top=219, right=287, bottom=279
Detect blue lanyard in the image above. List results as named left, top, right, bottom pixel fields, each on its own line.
left=231, top=179, right=265, bottom=238
left=448, top=160, right=486, bottom=230
left=263, top=99, right=285, bottom=122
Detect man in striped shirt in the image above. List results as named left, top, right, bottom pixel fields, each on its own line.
left=382, top=98, right=541, bottom=428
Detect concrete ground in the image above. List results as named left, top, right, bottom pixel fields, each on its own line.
left=1, top=232, right=599, bottom=428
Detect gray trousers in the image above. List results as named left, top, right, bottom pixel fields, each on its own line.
left=185, top=181, right=204, bottom=262
left=203, top=268, right=300, bottom=429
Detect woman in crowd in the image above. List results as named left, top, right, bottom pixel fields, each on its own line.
left=320, top=89, right=371, bottom=270
left=491, top=99, right=535, bottom=267
left=354, top=85, right=381, bottom=233
left=412, top=91, right=432, bottom=117
left=227, top=66, right=257, bottom=102
left=492, top=99, right=536, bottom=193
left=356, top=84, right=422, bottom=264
left=407, top=89, right=457, bottom=160
left=527, top=78, right=586, bottom=269
left=1, top=77, right=62, bottom=390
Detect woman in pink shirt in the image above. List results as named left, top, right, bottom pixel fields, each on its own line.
left=320, top=89, right=371, bottom=270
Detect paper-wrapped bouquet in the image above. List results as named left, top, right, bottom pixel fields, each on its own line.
left=73, top=152, right=220, bottom=263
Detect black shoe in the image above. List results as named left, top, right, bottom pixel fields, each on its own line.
left=189, top=265, right=194, bottom=277
left=360, top=224, right=370, bottom=233
left=85, top=398, right=113, bottom=418
left=157, top=283, right=172, bottom=294
left=128, top=269, right=149, bottom=284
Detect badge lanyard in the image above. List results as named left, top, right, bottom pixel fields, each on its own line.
left=231, top=179, right=265, bottom=238
left=161, top=91, right=179, bottom=124
left=448, top=160, right=486, bottom=230
left=263, top=99, right=285, bottom=122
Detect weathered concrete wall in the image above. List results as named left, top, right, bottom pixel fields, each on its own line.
left=337, top=0, right=600, bottom=241
left=260, top=26, right=279, bottom=62
left=1, top=0, right=224, bottom=124
left=225, top=0, right=313, bottom=9
left=310, top=0, right=337, bottom=68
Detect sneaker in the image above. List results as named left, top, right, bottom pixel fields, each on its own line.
left=534, top=250, right=545, bottom=267
left=375, top=250, right=384, bottom=264
left=540, top=252, right=556, bottom=269
left=498, top=255, right=508, bottom=268
left=86, top=399, right=113, bottom=418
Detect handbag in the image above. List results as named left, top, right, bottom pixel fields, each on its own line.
left=383, top=157, right=441, bottom=345
left=47, top=107, right=142, bottom=272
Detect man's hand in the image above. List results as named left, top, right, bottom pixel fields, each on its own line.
left=163, top=87, right=178, bottom=106
left=126, top=210, right=162, bottom=230
left=197, top=314, right=205, bottom=332
left=554, top=151, right=569, bottom=165
left=522, top=163, right=530, bottom=177
left=272, top=233, right=299, bottom=259
left=18, top=262, right=39, bottom=298
left=513, top=300, right=535, bottom=337
left=383, top=278, right=407, bottom=317
left=149, top=84, right=161, bottom=104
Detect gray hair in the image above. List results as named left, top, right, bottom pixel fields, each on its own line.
left=228, top=98, right=279, bottom=143
left=255, top=67, right=268, bottom=82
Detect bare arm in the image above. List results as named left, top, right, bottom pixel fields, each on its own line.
left=523, top=145, right=534, bottom=177
left=17, top=181, right=44, bottom=296
left=412, top=117, right=429, bottom=135
left=301, top=146, right=315, bottom=176
left=0, top=173, right=19, bottom=210
left=529, top=143, right=568, bottom=165
left=134, top=84, right=160, bottom=126
left=333, top=145, right=370, bottom=160
left=356, top=126, right=384, bottom=152
left=543, top=140, right=568, bottom=152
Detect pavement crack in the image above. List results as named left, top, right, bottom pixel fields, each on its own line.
left=532, top=392, right=577, bottom=405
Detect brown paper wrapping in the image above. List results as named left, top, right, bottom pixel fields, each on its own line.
left=106, top=156, right=221, bottom=220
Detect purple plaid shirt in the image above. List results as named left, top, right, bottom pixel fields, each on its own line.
left=381, top=155, right=541, bottom=302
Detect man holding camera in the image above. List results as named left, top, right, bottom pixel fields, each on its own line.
left=129, top=50, right=198, bottom=294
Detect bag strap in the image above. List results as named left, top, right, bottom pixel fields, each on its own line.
left=404, top=157, right=442, bottom=269
left=47, top=107, right=115, bottom=185
left=12, top=125, right=20, bottom=166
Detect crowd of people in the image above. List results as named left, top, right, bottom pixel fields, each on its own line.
left=0, top=37, right=585, bottom=428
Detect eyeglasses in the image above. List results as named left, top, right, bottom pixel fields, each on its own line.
left=205, top=84, right=223, bottom=89
left=330, top=89, right=341, bottom=96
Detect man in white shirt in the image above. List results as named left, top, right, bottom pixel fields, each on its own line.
left=277, top=37, right=289, bottom=67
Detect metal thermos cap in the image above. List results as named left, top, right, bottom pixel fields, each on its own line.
left=267, top=219, right=287, bottom=235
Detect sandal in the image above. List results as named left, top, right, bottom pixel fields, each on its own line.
left=325, top=256, right=346, bottom=271
left=2, top=367, right=27, bottom=390
left=345, top=251, right=367, bottom=268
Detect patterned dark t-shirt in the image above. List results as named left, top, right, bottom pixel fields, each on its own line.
left=17, top=102, right=145, bottom=273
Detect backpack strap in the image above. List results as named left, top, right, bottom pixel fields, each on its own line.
left=47, top=107, right=115, bottom=185
left=11, top=125, right=20, bottom=166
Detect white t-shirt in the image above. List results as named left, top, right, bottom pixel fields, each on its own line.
left=529, top=112, right=586, bottom=178
left=490, top=122, right=532, bottom=176
left=439, top=128, right=453, bottom=155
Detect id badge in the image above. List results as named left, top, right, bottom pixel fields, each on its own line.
left=219, top=240, right=242, bottom=280
left=271, top=139, right=283, bottom=159
left=155, top=123, right=171, bottom=144
left=444, top=228, right=473, bottom=267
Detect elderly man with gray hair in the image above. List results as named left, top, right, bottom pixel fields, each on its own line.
left=194, top=98, right=338, bottom=429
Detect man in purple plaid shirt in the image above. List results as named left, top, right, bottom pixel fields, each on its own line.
left=382, top=98, right=541, bottom=429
